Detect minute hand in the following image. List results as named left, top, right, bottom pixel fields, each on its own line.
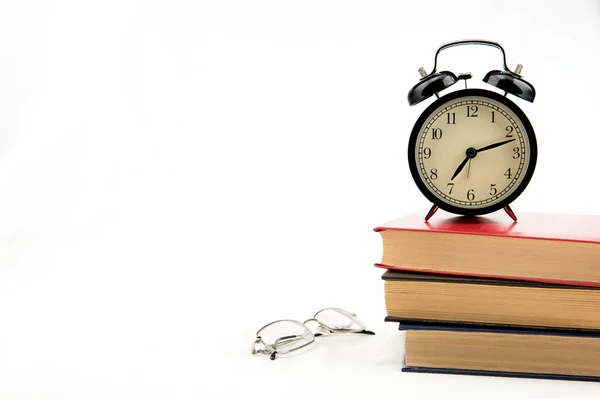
left=476, top=138, right=516, bottom=153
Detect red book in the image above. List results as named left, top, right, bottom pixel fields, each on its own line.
left=375, top=209, right=600, bottom=287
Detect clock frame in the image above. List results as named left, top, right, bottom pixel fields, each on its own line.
left=408, top=88, right=537, bottom=219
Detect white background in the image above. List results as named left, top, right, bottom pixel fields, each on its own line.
left=1, top=0, right=600, bottom=398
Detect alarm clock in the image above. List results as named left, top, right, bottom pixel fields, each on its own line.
left=407, top=40, right=537, bottom=222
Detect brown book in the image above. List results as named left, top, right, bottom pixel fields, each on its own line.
left=383, top=270, right=600, bottom=331
left=401, top=322, right=600, bottom=382
left=375, top=210, right=600, bottom=287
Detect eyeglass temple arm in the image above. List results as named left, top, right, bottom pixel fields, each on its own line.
left=252, top=335, right=302, bottom=351
left=317, top=328, right=375, bottom=335
left=303, top=318, right=376, bottom=336
left=274, top=335, right=305, bottom=347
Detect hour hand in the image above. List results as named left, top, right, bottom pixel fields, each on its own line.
left=451, top=156, right=469, bottom=181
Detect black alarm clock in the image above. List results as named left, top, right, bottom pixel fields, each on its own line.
left=407, top=40, right=537, bottom=222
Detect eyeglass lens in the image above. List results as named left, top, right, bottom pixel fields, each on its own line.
left=257, top=320, right=315, bottom=355
left=314, top=308, right=366, bottom=331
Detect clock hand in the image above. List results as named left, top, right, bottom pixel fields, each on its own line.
left=467, top=158, right=472, bottom=179
left=450, top=156, right=470, bottom=181
left=476, top=138, right=516, bottom=153
left=451, top=146, right=477, bottom=181
left=451, top=138, right=516, bottom=181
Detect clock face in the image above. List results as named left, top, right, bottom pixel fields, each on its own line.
left=408, top=89, right=537, bottom=215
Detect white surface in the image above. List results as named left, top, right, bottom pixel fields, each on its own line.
left=0, top=0, right=600, bottom=397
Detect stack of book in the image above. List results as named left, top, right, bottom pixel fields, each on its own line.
left=375, top=209, right=600, bottom=382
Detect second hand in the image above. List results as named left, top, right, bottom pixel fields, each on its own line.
left=467, top=159, right=472, bottom=179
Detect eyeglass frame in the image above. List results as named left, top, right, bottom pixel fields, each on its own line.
left=250, top=307, right=375, bottom=360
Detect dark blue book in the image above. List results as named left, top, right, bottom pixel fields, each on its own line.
left=400, top=321, right=600, bottom=382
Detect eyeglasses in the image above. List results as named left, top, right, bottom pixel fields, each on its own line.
left=250, top=307, right=375, bottom=360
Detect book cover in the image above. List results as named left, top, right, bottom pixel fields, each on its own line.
left=375, top=210, right=600, bottom=244
left=375, top=209, right=600, bottom=287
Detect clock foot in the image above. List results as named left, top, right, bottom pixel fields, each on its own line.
left=424, top=204, right=439, bottom=221
left=504, top=205, right=518, bottom=222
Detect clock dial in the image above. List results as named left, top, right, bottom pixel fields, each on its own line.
left=408, top=89, right=537, bottom=215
